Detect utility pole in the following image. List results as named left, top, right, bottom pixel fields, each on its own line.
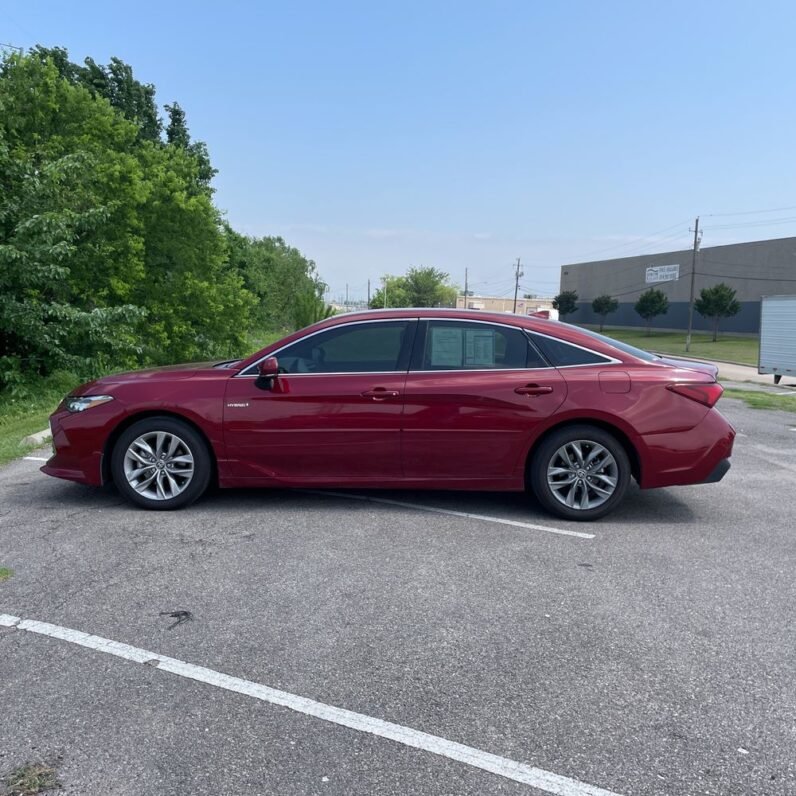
left=685, top=217, right=701, bottom=352
left=512, top=258, right=523, bottom=314
left=463, top=268, right=468, bottom=308
left=367, top=279, right=371, bottom=307
left=383, top=276, right=388, bottom=308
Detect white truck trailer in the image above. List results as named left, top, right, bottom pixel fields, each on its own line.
left=758, top=295, right=796, bottom=384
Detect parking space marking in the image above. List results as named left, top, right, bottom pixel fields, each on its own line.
left=23, top=456, right=48, bottom=462
left=307, top=490, right=595, bottom=539
left=0, top=613, right=620, bottom=795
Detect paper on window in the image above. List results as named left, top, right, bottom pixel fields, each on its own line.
left=464, top=329, right=495, bottom=366
left=430, top=326, right=463, bottom=367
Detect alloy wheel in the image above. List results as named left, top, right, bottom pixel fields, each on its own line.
left=123, top=431, right=194, bottom=501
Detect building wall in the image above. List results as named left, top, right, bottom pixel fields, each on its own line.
left=559, top=236, right=796, bottom=333
left=456, top=295, right=555, bottom=315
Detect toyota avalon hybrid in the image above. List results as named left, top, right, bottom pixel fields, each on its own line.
left=42, top=309, right=734, bottom=520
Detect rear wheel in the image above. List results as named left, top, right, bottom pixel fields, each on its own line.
left=529, top=425, right=631, bottom=521
left=111, top=417, right=211, bottom=510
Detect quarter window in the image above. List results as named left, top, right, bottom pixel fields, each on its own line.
left=419, top=321, right=546, bottom=370
left=274, top=321, right=413, bottom=374
left=529, top=333, right=612, bottom=367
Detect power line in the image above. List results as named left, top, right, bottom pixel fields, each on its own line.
left=706, top=204, right=796, bottom=218
left=569, top=219, right=692, bottom=262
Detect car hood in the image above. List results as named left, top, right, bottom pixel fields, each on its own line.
left=654, top=356, right=719, bottom=380
left=71, top=362, right=218, bottom=395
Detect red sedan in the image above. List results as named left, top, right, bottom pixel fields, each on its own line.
left=42, top=309, right=734, bottom=520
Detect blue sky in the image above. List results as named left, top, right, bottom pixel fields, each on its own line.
left=4, top=0, right=796, bottom=301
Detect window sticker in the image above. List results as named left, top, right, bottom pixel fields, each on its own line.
left=464, top=329, right=495, bottom=366
left=430, top=326, right=463, bottom=367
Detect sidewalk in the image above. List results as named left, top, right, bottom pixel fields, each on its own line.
left=677, top=357, right=796, bottom=389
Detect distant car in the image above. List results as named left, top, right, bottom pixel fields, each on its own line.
left=42, top=309, right=734, bottom=520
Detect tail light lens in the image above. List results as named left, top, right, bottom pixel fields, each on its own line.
left=667, top=382, right=724, bottom=408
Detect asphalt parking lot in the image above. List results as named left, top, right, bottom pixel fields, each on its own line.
left=1, top=397, right=794, bottom=796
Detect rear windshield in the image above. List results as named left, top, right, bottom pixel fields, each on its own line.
left=560, top=324, right=659, bottom=362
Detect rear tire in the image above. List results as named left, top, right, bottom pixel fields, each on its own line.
left=529, top=425, right=630, bottom=521
left=111, top=417, right=211, bottom=510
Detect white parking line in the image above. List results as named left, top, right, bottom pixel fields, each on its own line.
left=307, top=490, right=595, bottom=539
left=0, top=613, right=621, bottom=795
left=23, top=456, right=48, bottom=462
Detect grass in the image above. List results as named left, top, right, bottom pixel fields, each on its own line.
left=4, top=763, right=60, bottom=795
left=0, top=399, right=60, bottom=468
left=723, top=388, right=796, bottom=414
left=0, top=567, right=13, bottom=583
left=580, top=326, right=759, bottom=366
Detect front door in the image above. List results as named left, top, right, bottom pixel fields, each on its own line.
left=224, top=319, right=416, bottom=482
left=401, top=319, right=566, bottom=483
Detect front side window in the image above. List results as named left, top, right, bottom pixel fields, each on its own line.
left=419, top=321, right=546, bottom=370
left=275, top=321, right=413, bottom=374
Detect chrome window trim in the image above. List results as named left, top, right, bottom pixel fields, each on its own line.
left=236, top=317, right=417, bottom=377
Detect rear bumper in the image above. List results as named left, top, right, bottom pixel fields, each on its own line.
left=639, top=407, right=735, bottom=489
left=698, top=457, right=731, bottom=484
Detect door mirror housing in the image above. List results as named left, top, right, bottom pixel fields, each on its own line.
left=255, top=356, right=280, bottom=389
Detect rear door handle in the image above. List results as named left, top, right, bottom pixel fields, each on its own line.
left=361, top=388, right=401, bottom=400
left=514, top=384, right=554, bottom=396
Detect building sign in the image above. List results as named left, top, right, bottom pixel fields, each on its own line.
left=645, top=264, right=680, bottom=284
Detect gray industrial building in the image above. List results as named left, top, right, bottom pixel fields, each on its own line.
left=560, top=236, right=796, bottom=333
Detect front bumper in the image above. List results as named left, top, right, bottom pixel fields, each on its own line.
left=40, top=402, right=122, bottom=486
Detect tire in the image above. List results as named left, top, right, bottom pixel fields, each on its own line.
left=529, top=425, right=631, bottom=521
left=111, top=416, right=212, bottom=510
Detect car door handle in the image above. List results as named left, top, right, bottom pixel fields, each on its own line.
left=514, top=384, right=554, bottom=396
left=361, top=388, right=401, bottom=400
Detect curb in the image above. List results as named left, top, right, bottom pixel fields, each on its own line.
left=22, top=428, right=52, bottom=447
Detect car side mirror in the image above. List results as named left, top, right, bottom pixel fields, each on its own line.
left=255, top=356, right=280, bottom=389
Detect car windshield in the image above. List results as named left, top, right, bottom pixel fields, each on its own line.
left=560, top=324, right=660, bottom=362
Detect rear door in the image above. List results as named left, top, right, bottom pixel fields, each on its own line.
left=224, top=319, right=416, bottom=481
left=401, top=319, right=567, bottom=482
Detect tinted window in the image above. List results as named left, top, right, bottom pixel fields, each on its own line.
left=419, top=321, right=546, bottom=370
left=276, top=321, right=412, bottom=373
left=561, top=324, right=659, bottom=362
left=530, top=333, right=612, bottom=367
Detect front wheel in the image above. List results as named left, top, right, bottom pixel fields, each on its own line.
left=111, top=417, right=212, bottom=510
left=529, top=425, right=631, bottom=521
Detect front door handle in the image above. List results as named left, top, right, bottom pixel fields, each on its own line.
left=361, top=388, right=401, bottom=400
left=515, top=384, right=554, bottom=396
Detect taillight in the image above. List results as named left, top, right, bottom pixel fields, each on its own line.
left=666, top=382, right=724, bottom=408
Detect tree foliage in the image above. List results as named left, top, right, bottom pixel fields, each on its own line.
left=634, top=288, right=669, bottom=335
left=552, top=290, right=578, bottom=317
left=0, top=48, right=325, bottom=391
left=369, top=267, right=457, bottom=309
left=591, top=294, right=618, bottom=331
left=694, top=283, right=741, bottom=341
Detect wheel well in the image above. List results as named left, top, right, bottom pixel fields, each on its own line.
left=526, top=419, right=642, bottom=483
left=102, top=411, right=218, bottom=486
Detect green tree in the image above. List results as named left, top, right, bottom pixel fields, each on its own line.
left=225, top=227, right=327, bottom=332
left=694, top=283, right=741, bottom=341
left=369, top=267, right=457, bottom=308
left=165, top=101, right=190, bottom=148
left=591, top=294, right=619, bottom=331
left=552, top=290, right=578, bottom=317
left=0, top=50, right=257, bottom=386
left=634, top=288, right=669, bottom=335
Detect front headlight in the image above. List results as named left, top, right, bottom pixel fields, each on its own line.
left=64, top=395, right=115, bottom=413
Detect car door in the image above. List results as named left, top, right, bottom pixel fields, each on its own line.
left=401, top=319, right=567, bottom=482
left=224, top=319, right=417, bottom=482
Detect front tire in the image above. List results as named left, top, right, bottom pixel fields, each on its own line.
left=111, top=417, right=211, bottom=510
left=529, top=425, right=631, bottom=521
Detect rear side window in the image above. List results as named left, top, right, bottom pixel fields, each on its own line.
left=419, top=321, right=546, bottom=370
left=530, top=333, right=612, bottom=367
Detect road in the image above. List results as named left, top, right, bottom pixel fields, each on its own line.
left=1, top=398, right=794, bottom=795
